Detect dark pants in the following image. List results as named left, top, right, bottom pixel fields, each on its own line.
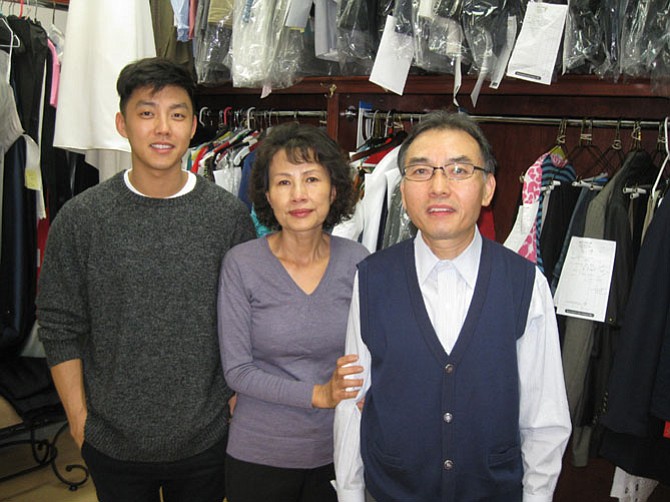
left=81, top=436, right=227, bottom=502
left=225, top=454, right=337, bottom=502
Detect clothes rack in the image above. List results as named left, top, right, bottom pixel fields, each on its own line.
left=2, top=0, right=68, bottom=11
left=198, top=106, right=328, bottom=122
left=349, top=110, right=663, bottom=130
left=197, top=107, right=328, bottom=130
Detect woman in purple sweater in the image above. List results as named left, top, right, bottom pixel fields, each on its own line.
left=217, top=123, right=369, bottom=502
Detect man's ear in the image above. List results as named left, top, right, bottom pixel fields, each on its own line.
left=116, top=112, right=128, bottom=139
left=190, top=115, right=197, bottom=139
left=481, top=173, right=496, bottom=207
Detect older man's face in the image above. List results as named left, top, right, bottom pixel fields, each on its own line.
left=400, top=128, right=495, bottom=260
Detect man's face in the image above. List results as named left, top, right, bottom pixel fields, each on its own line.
left=400, top=128, right=495, bottom=259
left=115, top=85, right=196, bottom=176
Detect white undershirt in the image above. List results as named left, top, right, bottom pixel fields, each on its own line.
left=124, top=169, right=196, bottom=198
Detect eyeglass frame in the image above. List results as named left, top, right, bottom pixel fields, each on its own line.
left=402, top=161, right=491, bottom=182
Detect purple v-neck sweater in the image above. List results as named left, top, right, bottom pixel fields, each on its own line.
left=218, top=235, right=368, bottom=469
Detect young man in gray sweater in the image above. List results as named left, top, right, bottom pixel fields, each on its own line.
left=36, top=57, right=255, bottom=501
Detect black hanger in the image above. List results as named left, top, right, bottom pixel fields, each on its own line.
left=567, top=119, right=605, bottom=176
left=581, top=120, right=625, bottom=179
left=349, top=130, right=407, bottom=162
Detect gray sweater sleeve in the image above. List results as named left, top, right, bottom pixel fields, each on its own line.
left=37, top=203, right=91, bottom=367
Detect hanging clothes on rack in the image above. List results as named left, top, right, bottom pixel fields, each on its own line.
left=53, top=0, right=156, bottom=181
left=599, top=182, right=670, bottom=485
left=6, top=14, right=48, bottom=141
left=0, top=51, right=23, bottom=268
left=504, top=152, right=547, bottom=262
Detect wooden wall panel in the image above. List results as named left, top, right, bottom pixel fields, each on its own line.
left=197, top=75, right=670, bottom=242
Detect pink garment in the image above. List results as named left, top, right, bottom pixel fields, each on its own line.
left=516, top=153, right=545, bottom=262
left=47, top=39, right=60, bottom=107
left=189, top=0, right=198, bottom=40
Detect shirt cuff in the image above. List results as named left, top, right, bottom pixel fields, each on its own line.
left=523, top=490, right=554, bottom=502
left=330, top=481, right=366, bottom=502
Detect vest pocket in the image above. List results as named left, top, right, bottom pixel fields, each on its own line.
left=486, top=444, right=523, bottom=493
left=369, top=439, right=405, bottom=470
left=487, top=444, right=521, bottom=467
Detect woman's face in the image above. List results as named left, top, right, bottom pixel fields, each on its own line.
left=265, top=149, right=336, bottom=234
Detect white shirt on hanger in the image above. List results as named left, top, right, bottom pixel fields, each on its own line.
left=53, top=0, right=156, bottom=181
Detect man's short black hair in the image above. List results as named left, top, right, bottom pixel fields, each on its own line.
left=398, top=111, right=497, bottom=175
left=116, top=57, right=196, bottom=115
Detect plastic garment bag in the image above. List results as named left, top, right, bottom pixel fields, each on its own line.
left=562, top=0, right=607, bottom=75
left=230, top=0, right=303, bottom=90
left=193, top=0, right=234, bottom=84
left=336, top=0, right=381, bottom=74
left=265, top=1, right=305, bottom=90
left=393, top=0, right=464, bottom=74
left=620, top=0, right=670, bottom=95
left=434, top=0, right=464, bottom=19
left=460, top=0, right=511, bottom=81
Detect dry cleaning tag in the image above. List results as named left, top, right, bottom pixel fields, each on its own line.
left=369, top=15, right=414, bottom=96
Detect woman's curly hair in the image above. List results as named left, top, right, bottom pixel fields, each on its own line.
left=250, top=122, right=357, bottom=231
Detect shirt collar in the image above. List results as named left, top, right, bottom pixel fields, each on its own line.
left=414, top=228, right=482, bottom=290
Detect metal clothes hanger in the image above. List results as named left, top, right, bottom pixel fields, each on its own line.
left=651, top=117, right=669, bottom=202
left=0, top=14, right=20, bottom=83
left=0, top=12, right=21, bottom=48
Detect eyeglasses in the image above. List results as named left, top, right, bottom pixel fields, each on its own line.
left=403, top=162, right=489, bottom=182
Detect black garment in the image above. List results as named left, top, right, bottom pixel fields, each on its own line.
left=0, top=357, right=62, bottom=420
left=39, top=46, right=72, bottom=222
left=0, top=138, right=36, bottom=357
left=70, top=151, right=99, bottom=196
left=81, top=436, right=228, bottom=502
left=582, top=151, right=656, bottom=434
left=6, top=16, right=48, bottom=141
left=599, top=188, right=670, bottom=483
left=225, top=454, right=337, bottom=502
left=538, top=183, right=581, bottom=283
left=604, top=150, right=656, bottom=328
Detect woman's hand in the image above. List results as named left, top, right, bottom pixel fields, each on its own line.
left=312, top=354, right=364, bottom=409
left=228, top=393, right=237, bottom=417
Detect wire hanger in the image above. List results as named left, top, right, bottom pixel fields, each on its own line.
left=651, top=120, right=667, bottom=167
left=0, top=13, right=21, bottom=48
left=567, top=119, right=605, bottom=174
left=0, top=14, right=19, bottom=83
left=651, top=117, right=669, bottom=203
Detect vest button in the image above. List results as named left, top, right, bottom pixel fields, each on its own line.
left=443, top=412, right=453, bottom=423
left=443, top=459, right=454, bottom=470
left=445, top=364, right=455, bottom=374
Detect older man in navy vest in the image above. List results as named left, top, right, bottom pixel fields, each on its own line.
left=334, top=111, right=571, bottom=502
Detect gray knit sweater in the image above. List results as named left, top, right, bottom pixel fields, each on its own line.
left=37, top=172, right=255, bottom=462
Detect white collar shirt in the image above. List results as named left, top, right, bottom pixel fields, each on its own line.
left=333, top=231, right=571, bottom=502
left=414, top=229, right=481, bottom=355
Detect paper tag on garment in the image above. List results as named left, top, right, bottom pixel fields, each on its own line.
left=490, top=16, right=517, bottom=89
left=506, top=2, right=568, bottom=85
left=664, top=422, right=670, bottom=439
left=418, top=0, right=436, bottom=17
left=24, top=167, right=41, bottom=190
left=554, top=237, right=616, bottom=322
left=285, top=0, right=312, bottom=29
left=369, top=15, right=414, bottom=95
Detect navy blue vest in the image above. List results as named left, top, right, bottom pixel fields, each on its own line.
left=358, top=237, right=535, bottom=501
